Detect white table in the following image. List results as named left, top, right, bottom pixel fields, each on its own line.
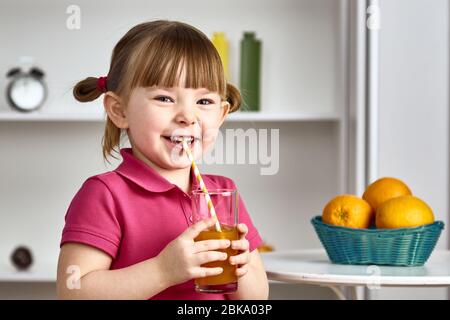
left=261, top=249, right=450, bottom=300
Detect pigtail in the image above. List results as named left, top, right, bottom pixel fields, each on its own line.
left=226, top=83, right=241, bottom=113
left=102, top=117, right=122, bottom=163
left=73, top=77, right=104, bottom=102
left=73, top=76, right=120, bottom=162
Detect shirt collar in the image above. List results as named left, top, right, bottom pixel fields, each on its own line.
left=115, top=148, right=200, bottom=193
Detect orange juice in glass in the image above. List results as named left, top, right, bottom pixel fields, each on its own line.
left=191, top=188, right=239, bottom=293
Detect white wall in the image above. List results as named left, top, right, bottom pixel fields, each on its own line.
left=373, top=0, right=449, bottom=300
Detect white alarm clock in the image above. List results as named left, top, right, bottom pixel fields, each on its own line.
left=6, top=67, right=47, bottom=112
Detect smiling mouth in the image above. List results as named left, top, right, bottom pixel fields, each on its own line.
left=162, top=135, right=200, bottom=147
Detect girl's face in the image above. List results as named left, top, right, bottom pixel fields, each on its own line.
left=123, top=80, right=229, bottom=170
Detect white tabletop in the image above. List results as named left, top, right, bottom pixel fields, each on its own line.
left=261, top=249, right=450, bottom=287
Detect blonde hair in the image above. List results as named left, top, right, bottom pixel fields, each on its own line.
left=73, top=20, right=241, bottom=161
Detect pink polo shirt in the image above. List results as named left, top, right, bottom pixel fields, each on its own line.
left=60, top=148, right=263, bottom=300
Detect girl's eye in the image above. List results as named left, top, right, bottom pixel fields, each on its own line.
left=198, top=99, right=214, bottom=105
left=155, top=96, right=173, bottom=103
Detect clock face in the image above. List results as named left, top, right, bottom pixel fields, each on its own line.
left=9, top=76, right=46, bottom=111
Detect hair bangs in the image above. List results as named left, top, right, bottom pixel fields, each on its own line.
left=128, top=23, right=226, bottom=99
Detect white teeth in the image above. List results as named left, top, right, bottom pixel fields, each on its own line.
left=170, top=136, right=194, bottom=143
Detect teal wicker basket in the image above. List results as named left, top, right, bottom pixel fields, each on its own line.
left=311, top=216, right=444, bottom=266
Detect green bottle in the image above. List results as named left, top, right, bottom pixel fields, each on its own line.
left=240, top=32, right=261, bottom=111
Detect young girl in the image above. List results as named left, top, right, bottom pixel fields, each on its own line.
left=56, top=20, right=268, bottom=300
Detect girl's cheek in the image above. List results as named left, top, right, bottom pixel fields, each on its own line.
left=199, top=138, right=218, bottom=156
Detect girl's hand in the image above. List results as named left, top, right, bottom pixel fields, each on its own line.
left=230, top=223, right=251, bottom=278
left=156, top=217, right=231, bottom=287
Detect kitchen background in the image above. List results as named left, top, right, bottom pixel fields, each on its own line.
left=0, top=0, right=448, bottom=299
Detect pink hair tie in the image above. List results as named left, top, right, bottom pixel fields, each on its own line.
left=96, top=76, right=108, bottom=93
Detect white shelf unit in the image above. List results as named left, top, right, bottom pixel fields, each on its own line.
left=0, top=111, right=342, bottom=122
left=0, top=0, right=363, bottom=297
left=0, top=263, right=56, bottom=283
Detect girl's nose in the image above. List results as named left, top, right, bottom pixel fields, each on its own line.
left=175, top=106, right=197, bottom=126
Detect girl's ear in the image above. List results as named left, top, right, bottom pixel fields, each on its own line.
left=103, top=92, right=129, bottom=129
left=219, top=101, right=230, bottom=126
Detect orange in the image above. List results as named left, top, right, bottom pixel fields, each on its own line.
left=363, top=177, right=412, bottom=213
left=322, top=194, right=373, bottom=229
left=376, top=195, right=434, bottom=229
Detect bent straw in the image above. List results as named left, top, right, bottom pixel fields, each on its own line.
left=182, top=138, right=222, bottom=232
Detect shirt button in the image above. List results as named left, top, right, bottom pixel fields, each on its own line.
left=189, top=215, right=193, bottom=222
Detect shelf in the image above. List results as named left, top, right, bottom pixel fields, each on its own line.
left=0, top=111, right=341, bottom=122
left=227, top=111, right=341, bottom=122
left=0, top=262, right=56, bottom=282
left=0, top=111, right=106, bottom=122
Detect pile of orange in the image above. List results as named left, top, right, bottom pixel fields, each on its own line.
left=322, top=177, right=435, bottom=229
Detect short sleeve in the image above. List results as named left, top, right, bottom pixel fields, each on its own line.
left=229, top=180, right=263, bottom=252
left=60, top=177, right=122, bottom=258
